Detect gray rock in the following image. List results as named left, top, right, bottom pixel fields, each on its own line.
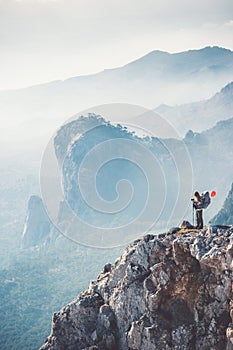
left=22, top=195, right=51, bottom=248
left=180, top=220, right=194, bottom=229
left=168, top=227, right=180, bottom=234
left=40, top=226, right=233, bottom=350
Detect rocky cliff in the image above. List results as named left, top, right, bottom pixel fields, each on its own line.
left=40, top=226, right=233, bottom=350
left=52, top=113, right=233, bottom=235
left=22, top=195, right=52, bottom=248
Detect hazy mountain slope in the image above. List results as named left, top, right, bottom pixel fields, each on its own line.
left=2, top=114, right=232, bottom=350
left=0, top=238, right=122, bottom=350
left=0, top=158, right=39, bottom=267
left=50, top=114, right=233, bottom=235
left=210, top=183, right=233, bottom=225
left=183, top=117, right=233, bottom=220
left=155, top=81, right=233, bottom=135
left=1, top=46, right=233, bottom=153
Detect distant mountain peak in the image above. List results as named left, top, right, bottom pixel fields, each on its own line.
left=183, top=46, right=233, bottom=55
left=143, top=49, right=170, bottom=56
left=123, top=49, right=170, bottom=68
left=133, top=46, right=232, bottom=61
left=199, top=45, right=232, bottom=52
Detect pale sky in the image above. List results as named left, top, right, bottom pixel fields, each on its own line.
left=0, top=0, right=233, bottom=90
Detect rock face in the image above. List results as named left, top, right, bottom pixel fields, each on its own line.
left=53, top=114, right=233, bottom=231
left=211, top=183, right=233, bottom=226
left=40, top=226, right=233, bottom=350
left=22, top=195, right=51, bottom=248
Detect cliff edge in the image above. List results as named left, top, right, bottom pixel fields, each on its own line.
left=40, top=226, right=233, bottom=350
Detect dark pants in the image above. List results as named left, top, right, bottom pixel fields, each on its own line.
left=196, top=209, right=203, bottom=229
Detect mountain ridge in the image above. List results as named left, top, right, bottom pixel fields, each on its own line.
left=1, top=45, right=233, bottom=153
left=52, top=113, right=233, bottom=228
left=2, top=46, right=232, bottom=93
left=155, top=80, right=233, bottom=135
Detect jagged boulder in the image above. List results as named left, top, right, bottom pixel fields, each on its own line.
left=40, top=226, right=233, bottom=350
left=41, top=293, right=118, bottom=350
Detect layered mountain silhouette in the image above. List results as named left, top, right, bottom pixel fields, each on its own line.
left=2, top=45, right=233, bottom=350
left=50, top=114, right=233, bottom=240
left=155, top=81, right=233, bottom=135
left=210, top=182, right=233, bottom=225
left=1, top=46, right=233, bottom=152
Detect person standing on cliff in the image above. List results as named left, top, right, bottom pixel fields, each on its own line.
left=192, top=191, right=204, bottom=229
